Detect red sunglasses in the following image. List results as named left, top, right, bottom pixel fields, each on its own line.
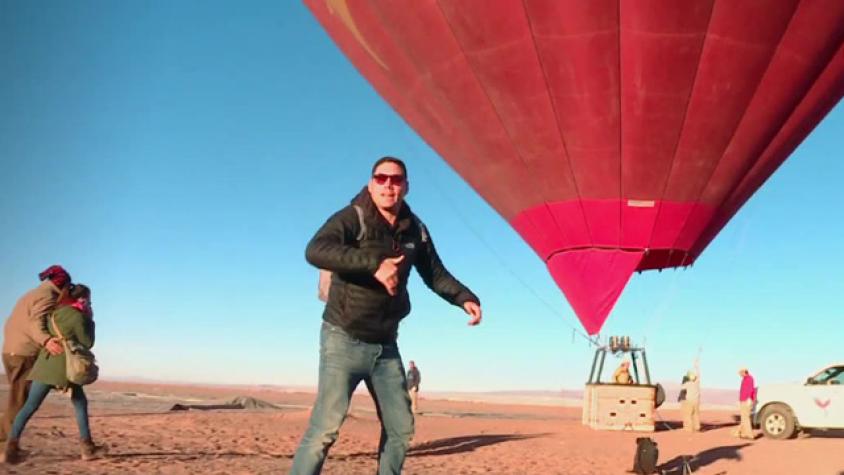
left=372, top=173, right=406, bottom=185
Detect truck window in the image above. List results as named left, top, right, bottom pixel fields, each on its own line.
left=814, top=366, right=844, bottom=384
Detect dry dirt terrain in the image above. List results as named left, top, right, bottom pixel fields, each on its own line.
left=0, top=380, right=842, bottom=474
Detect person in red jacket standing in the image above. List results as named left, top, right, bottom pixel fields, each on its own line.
left=734, top=368, right=756, bottom=439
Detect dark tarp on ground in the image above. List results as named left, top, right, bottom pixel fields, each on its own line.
left=169, top=396, right=281, bottom=411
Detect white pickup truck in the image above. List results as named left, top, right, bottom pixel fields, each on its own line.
left=755, top=363, right=844, bottom=439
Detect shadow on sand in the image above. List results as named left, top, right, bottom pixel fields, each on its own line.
left=655, top=420, right=736, bottom=432
left=106, top=450, right=292, bottom=461
left=803, top=428, right=844, bottom=439
left=324, top=433, right=550, bottom=461
left=407, top=433, right=549, bottom=457
left=659, top=443, right=750, bottom=474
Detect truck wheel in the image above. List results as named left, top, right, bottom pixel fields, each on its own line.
left=760, top=404, right=796, bottom=440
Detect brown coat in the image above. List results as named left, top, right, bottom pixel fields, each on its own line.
left=2, top=280, right=59, bottom=356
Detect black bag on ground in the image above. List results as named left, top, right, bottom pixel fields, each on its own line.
left=633, top=437, right=658, bottom=475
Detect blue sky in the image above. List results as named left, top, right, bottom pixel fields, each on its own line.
left=1, top=1, right=841, bottom=392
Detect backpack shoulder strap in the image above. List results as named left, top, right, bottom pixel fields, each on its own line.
left=352, top=205, right=366, bottom=241
left=318, top=205, right=366, bottom=302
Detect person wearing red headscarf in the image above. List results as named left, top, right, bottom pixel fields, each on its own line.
left=3, top=283, right=104, bottom=464
left=1, top=266, right=68, bottom=442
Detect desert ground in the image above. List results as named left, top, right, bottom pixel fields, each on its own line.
left=0, top=380, right=842, bottom=474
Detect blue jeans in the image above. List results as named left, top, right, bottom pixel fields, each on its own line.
left=10, top=380, right=91, bottom=441
left=290, top=322, right=414, bottom=475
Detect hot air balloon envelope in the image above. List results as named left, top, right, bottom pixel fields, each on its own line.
left=306, top=0, right=844, bottom=334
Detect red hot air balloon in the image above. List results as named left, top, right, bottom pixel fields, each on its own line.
left=306, top=0, right=844, bottom=335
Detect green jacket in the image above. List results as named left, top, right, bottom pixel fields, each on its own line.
left=27, top=305, right=95, bottom=388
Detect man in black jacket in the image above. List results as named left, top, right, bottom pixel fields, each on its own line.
left=290, top=157, right=482, bottom=475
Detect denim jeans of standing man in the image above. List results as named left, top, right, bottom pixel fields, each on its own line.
left=290, top=322, right=414, bottom=475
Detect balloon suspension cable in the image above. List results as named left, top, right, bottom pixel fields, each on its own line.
left=397, top=127, right=596, bottom=347
left=694, top=346, right=702, bottom=379
left=640, top=266, right=684, bottom=346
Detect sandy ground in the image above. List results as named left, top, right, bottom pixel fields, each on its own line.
left=0, top=380, right=842, bottom=474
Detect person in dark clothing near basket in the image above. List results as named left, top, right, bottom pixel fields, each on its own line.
left=406, top=361, right=421, bottom=414
left=290, top=157, right=482, bottom=475
left=1, top=266, right=68, bottom=442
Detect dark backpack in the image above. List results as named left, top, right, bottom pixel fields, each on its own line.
left=633, top=437, right=658, bottom=475
left=678, top=375, right=689, bottom=402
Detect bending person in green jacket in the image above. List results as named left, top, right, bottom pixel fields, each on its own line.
left=3, top=284, right=105, bottom=464
left=290, top=157, right=482, bottom=475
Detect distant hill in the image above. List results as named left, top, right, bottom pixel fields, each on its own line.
left=2, top=376, right=740, bottom=409
left=425, top=385, right=737, bottom=409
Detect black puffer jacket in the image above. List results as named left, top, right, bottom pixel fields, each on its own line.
left=306, top=188, right=479, bottom=343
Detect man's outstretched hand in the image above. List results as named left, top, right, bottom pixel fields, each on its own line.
left=374, top=255, right=405, bottom=296
left=463, top=301, right=482, bottom=326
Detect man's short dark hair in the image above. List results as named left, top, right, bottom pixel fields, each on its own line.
left=372, top=156, right=408, bottom=178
